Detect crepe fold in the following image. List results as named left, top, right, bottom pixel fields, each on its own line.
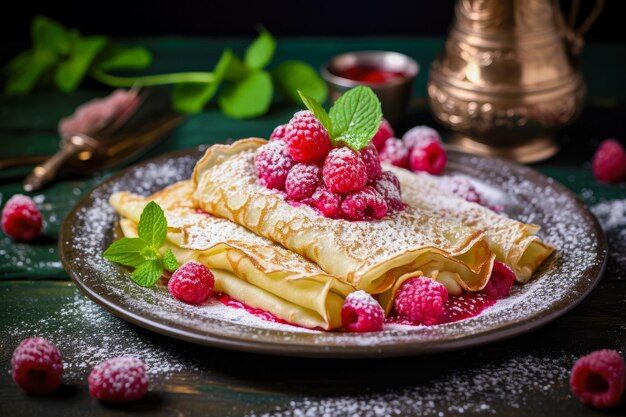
left=110, top=180, right=354, bottom=330
left=192, top=139, right=495, bottom=308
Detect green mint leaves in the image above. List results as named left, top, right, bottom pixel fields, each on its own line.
left=298, top=86, right=382, bottom=151
left=104, top=201, right=179, bottom=287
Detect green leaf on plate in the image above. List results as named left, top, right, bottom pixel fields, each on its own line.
left=218, top=70, right=273, bottom=119
left=54, top=35, right=108, bottom=92
left=131, top=260, right=163, bottom=287
left=244, top=27, right=275, bottom=70
left=162, top=249, right=180, bottom=273
left=328, top=86, right=382, bottom=150
left=273, top=61, right=327, bottom=104
left=103, top=237, right=148, bottom=267
left=4, top=50, right=58, bottom=94
left=95, top=44, right=152, bottom=71
left=298, top=90, right=333, bottom=135
left=32, top=15, right=70, bottom=55
left=137, top=201, right=167, bottom=249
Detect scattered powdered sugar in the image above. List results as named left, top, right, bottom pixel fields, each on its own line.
left=591, top=199, right=626, bottom=280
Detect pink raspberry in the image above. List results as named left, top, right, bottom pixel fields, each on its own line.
left=285, top=164, right=322, bottom=201
left=341, top=186, right=388, bottom=220
left=371, top=171, right=404, bottom=212
left=255, top=140, right=296, bottom=190
left=360, top=142, right=382, bottom=180
left=570, top=350, right=625, bottom=409
left=168, top=261, right=215, bottom=304
left=12, top=337, right=63, bottom=394
left=447, top=176, right=482, bottom=204
left=378, top=138, right=409, bottom=168
left=341, top=290, right=384, bottom=332
left=409, top=140, right=447, bottom=175
left=592, top=139, right=626, bottom=183
left=394, top=277, right=448, bottom=325
left=88, top=357, right=149, bottom=402
left=481, top=261, right=516, bottom=299
left=312, top=186, right=342, bottom=218
left=323, top=147, right=368, bottom=193
left=402, top=125, right=441, bottom=150
left=371, top=118, right=394, bottom=150
left=1, top=194, right=43, bottom=242
left=269, top=124, right=289, bottom=142
left=285, top=110, right=331, bottom=162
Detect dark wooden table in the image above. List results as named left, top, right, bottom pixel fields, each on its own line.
left=1, top=37, right=626, bottom=416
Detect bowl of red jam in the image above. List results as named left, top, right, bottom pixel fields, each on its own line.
left=322, top=51, right=419, bottom=125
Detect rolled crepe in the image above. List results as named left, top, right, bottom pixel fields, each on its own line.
left=192, top=139, right=495, bottom=303
left=110, top=180, right=354, bottom=330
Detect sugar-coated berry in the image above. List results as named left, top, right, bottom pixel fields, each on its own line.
left=371, top=118, right=394, bottom=150
left=570, top=350, right=625, bottom=409
left=341, top=186, right=388, bottom=220
left=481, top=261, right=516, bottom=299
left=360, top=143, right=383, bottom=180
left=402, top=125, right=441, bottom=150
left=1, top=194, right=43, bottom=242
left=269, top=124, right=289, bottom=142
left=255, top=141, right=296, bottom=190
left=88, top=357, right=149, bottom=402
left=323, top=147, right=368, bottom=193
left=168, top=261, right=215, bottom=304
left=341, top=290, right=385, bottom=332
left=371, top=171, right=404, bottom=212
left=592, top=139, right=626, bottom=183
left=378, top=138, right=409, bottom=168
left=12, top=337, right=63, bottom=394
left=409, top=140, right=447, bottom=175
left=394, top=277, right=448, bottom=325
left=285, top=110, right=331, bottom=162
left=285, top=164, right=322, bottom=201
left=312, top=186, right=342, bottom=218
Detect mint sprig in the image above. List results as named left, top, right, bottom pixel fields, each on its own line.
left=104, top=201, right=180, bottom=287
left=298, top=86, right=382, bottom=151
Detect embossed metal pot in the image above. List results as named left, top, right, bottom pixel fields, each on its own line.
left=428, top=0, right=604, bottom=162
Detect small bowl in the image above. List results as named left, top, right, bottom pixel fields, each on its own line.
left=322, top=51, right=419, bottom=126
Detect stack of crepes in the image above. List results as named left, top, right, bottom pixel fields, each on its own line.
left=110, top=138, right=554, bottom=330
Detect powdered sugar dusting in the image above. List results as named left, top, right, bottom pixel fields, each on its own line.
left=591, top=199, right=626, bottom=280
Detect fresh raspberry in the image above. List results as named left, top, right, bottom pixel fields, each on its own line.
left=168, top=261, right=215, bottom=304
left=371, top=171, right=404, bottom=212
left=402, top=125, right=442, bottom=150
left=592, top=139, right=626, bottom=183
left=371, top=118, right=394, bottom=150
left=378, top=138, right=409, bottom=168
left=446, top=176, right=482, bottom=204
left=481, top=261, right=516, bottom=299
left=341, top=290, right=384, bottom=332
left=285, top=164, right=322, bottom=201
left=323, top=147, right=368, bottom=193
left=285, top=110, right=331, bottom=162
left=269, top=124, right=289, bottom=142
left=255, top=140, right=295, bottom=190
left=312, top=186, right=342, bottom=218
left=11, top=337, right=63, bottom=394
left=570, top=350, right=625, bottom=409
left=1, top=194, right=43, bottom=242
left=360, top=143, right=383, bottom=180
left=394, top=277, right=448, bottom=325
left=409, top=140, right=447, bottom=175
left=341, top=186, right=388, bottom=220
left=88, top=357, right=149, bottom=402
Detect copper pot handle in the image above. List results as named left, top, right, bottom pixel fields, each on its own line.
left=557, top=0, right=605, bottom=55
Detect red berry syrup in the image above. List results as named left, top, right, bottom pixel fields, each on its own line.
left=335, top=65, right=407, bottom=84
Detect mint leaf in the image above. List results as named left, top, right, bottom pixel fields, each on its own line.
left=4, top=50, right=58, bottom=94
left=244, top=27, right=275, bottom=70
left=162, top=249, right=180, bottom=272
left=273, top=61, right=327, bottom=105
left=54, top=35, right=108, bottom=92
left=328, top=86, right=382, bottom=150
left=95, top=44, right=152, bottom=71
left=137, top=201, right=167, bottom=249
left=298, top=90, right=333, bottom=134
left=218, top=70, right=273, bottom=119
left=103, top=237, right=148, bottom=267
left=32, top=16, right=70, bottom=55
left=131, top=260, right=163, bottom=287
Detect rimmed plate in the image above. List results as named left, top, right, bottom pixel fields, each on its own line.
left=59, top=147, right=607, bottom=358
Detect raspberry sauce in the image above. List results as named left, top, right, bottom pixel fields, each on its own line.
left=335, top=65, right=407, bottom=84
left=215, top=292, right=297, bottom=326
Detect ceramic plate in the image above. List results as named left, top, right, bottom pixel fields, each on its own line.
left=59, top=147, right=607, bottom=358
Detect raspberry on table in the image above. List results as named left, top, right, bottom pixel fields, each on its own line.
left=88, top=357, right=149, bottom=402
left=312, top=186, right=342, bottom=218
left=570, top=349, right=625, bottom=409
left=371, top=171, right=404, bottom=212
left=371, top=118, right=394, bottom=150
left=168, top=261, right=215, bottom=304
left=409, top=140, right=447, bottom=175
left=285, top=164, right=322, bottom=201
left=341, top=290, right=385, bottom=332
left=402, top=125, right=441, bottom=150
left=323, top=147, right=369, bottom=193
left=378, top=138, right=409, bottom=168
left=1, top=194, right=43, bottom=242
left=592, top=139, right=626, bottom=183
left=269, top=124, right=289, bottom=142
left=360, top=142, right=383, bottom=180
left=11, top=337, right=64, bottom=394
left=481, top=261, right=516, bottom=299
left=394, top=277, right=448, bottom=325
left=255, top=140, right=296, bottom=190
left=285, top=110, right=331, bottom=162
left=341, top=186, right=388, bottom=220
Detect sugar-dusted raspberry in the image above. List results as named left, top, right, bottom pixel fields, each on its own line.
left=446, top=176, right=482, bottom=204
left=255, top=140, right=296, bottom=190
left=312, top=186, right=342, bottom=218
left=570, top=350, right=625, bottom=409
left=285, top=110, right=331, bottom=162
left=168, top=261, right=215, bottom=304
left=341, top=290, right=384, bottom=332
left=592, top=139, right=626, bottom=183
left=1, top=194, right=43, bottom=242
left=323, top=147, right=368, bottom=193
left=402, top=125, right=441, bottom=150
left=371, top=118, right=394, bottom=150
left=394, top=277, right=448, bottom=325
left=285, top=164, right=322, bottom=201
left=371, top=171, right=404, bottom=212
left=341, top=186, right=388, bottom=220
left=270, top=124, right=289, bottom=142
left=481, top=261, right=516, bottom=299
left=88, top=357, right=149, bottom=402
left=378, top=137, right=409, bottom=168
left=12, top=337, right=63, bottom=394
left=409, top=140, right=447, bottom=175
left=360, top=142, right=383, bottom=180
